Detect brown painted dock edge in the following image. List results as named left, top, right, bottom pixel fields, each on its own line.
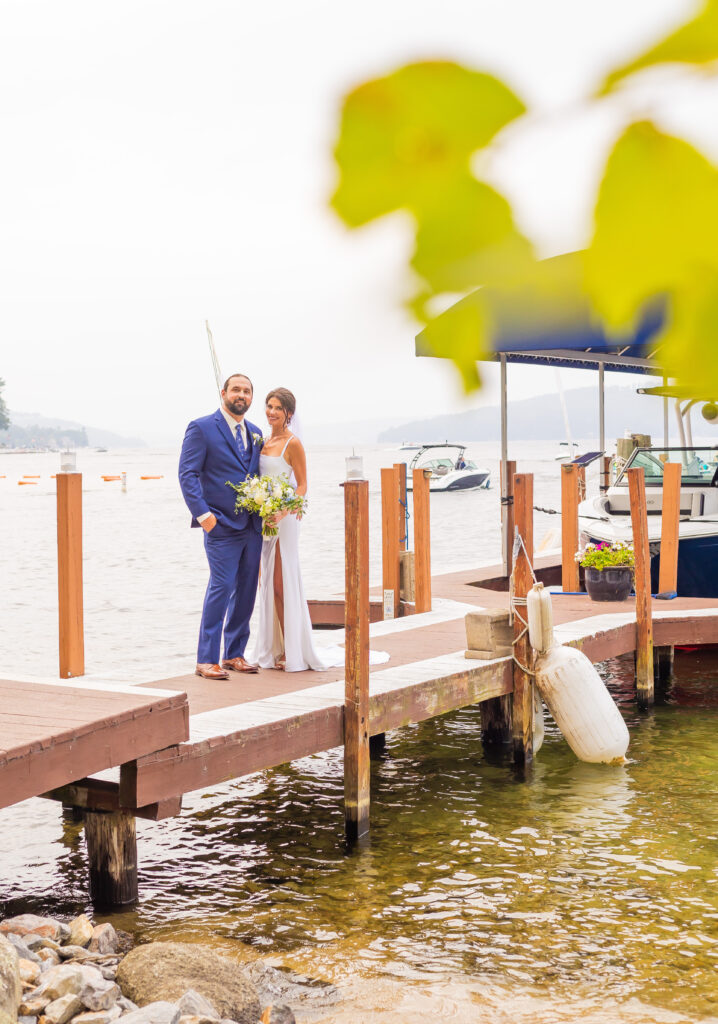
left=0, top=680, right=189, bottom=808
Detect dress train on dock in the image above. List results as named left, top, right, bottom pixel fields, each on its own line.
left=249, top=447, right=389, bottom=672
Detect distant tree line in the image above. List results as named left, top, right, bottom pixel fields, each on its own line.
left=0, top=422, right=88, bottom=449
left=0, top=378, right=9, bottom=431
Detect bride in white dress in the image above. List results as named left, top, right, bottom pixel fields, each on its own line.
left=251, top=388, right=344, bottom=672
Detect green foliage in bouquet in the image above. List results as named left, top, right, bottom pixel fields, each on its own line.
left=226, top=474, right=307, bottom=537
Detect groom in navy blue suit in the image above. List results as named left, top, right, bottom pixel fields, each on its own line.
left=179, top=373, right=263, bottom=680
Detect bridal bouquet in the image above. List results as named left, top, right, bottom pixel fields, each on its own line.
left=226, top=473, right=307, bottom=537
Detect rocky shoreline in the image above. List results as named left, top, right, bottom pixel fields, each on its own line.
left=0, top=915, right=298, bottom=1024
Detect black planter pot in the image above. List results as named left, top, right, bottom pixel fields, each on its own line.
left=585, top=566, right=633, bottom=602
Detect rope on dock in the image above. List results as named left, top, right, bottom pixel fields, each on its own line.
left=509, top=529, right=538, bottom=676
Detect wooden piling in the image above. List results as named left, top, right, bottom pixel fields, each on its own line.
left=576, top=464, right=587, bottom=502
left=381, top=467, right=401, bottom=619
left=561, top=464, right=580, bottom=593
left=600, top=455, right=612, bottom=493
left=394, top=462, right=408, bottom=551
left=480, top=695, right=512, bottom=747
left=413, top=468, right=432, bottom=614
left=628, top=467, right=654, bottom=707
left=57, top=472, right=84, bottom=678
left=501, top=460, right=516, bottom=578
left=658, top=462, right=682, bottom=597
left=369, top=732, right=386, bottom=758
left=654, top=645, right=674, bottom=686
left=84, top=810, right=137, bottom=906
left=343, top=478, right=370, bottom=841
left=512, top=473, right=534, bottom=766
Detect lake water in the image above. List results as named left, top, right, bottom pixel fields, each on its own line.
left=1, top=444, right=717, bottom=1023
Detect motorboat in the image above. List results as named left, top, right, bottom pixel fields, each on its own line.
left=578, top=445, right=718, bottom=597
left=404, top=444, right=491, bottom=492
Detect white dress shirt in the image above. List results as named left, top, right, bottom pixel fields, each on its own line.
left=197, top=406, right=248, bottom=524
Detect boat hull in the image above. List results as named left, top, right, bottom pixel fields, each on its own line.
left=407, top=471, right=490, bottom=492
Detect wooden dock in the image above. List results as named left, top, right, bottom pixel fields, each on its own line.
left=4, top=459, right=718, bottom=906
left=3, top=555, right=717, bottom=826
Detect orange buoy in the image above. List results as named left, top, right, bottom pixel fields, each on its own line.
left=23, top=475, right=41, bottom=478
left=101, top=475, right=121, bottom=481
left=140, top=475, right=163, bottom=480
left=18, top=480, right=37, bottom=485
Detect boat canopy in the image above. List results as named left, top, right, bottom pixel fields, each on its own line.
left=413, top=251, right=670, bottom=575
left=415, top=252, right=667, bottom=375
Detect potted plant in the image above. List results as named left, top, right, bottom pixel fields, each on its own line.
left=576, top=541, right=634, bottom=602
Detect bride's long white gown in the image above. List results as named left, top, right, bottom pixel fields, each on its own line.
left=251, top=440, right=389, bottom=673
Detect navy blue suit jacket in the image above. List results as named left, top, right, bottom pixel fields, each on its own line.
left=178, top=410, right=263, bottom=532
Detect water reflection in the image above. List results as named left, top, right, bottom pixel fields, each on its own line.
left=1, top=653, right=717, bottom=1022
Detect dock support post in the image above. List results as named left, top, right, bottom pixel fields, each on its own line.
left=381, top=467, right=401, bottom=619
left=628, top=467, right=654, bottom=707
left=480, top=695, right=512, bottom=747
left=658, top=462, right=681, bottom=597
left=501, top=460, right=516, bottom=579
left=561, top=464, right=580, bottom=593
left=512, top=473, right=534, bottom=767
left=413, top=468, right=432, bottom=613
left=57, top=471, right=85, bottom=678
left=600, top=455, right=612, bottom=493
left=84, top=810, right=137, bottom=907
left=369, top=733, right=386, bottom=758
left=394, top=462, right=408, bottom=551
left=576, top=464, right=586, bottom=502
left=654, top=645, right=674, bottom=686
left=343, top=477, right=370, bottom=842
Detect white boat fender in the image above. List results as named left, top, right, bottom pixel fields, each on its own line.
left=525, top=583, right=629, bottom=764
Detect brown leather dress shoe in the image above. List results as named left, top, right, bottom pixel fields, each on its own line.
left=222, top=656, right=259, bottom=674
left=195, top=663, right=230, bottom=680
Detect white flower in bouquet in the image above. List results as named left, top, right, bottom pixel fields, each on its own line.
left=226, top=473, right=308, bottom=537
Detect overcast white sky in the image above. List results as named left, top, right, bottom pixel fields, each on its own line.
left=1, top=0, right=714, bottom=442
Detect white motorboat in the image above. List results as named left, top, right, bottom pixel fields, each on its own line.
left=403, top=444, right=491, bottom=492
left=578, top=445, right=718, bottom=597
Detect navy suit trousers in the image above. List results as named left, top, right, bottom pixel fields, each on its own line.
left=198, top=523, right=262, bottom=664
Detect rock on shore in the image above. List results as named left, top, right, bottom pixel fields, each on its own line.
left=0, top=915, right=296, bottom=1024
left=116, top=944, right=260, bottom=1024
left=0, top=934, right=21, bottom=1018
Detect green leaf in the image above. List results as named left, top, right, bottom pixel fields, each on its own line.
left=584, top=121, right=718, bottom=329
left=416, top=291, right=490, bottom=391
left=659, top=274, right=718, bottom=396
left=600, top=0, right=718, bottom=93
left=411, top=175, right=533, bottom=294
left=331, top=61, right=526, bottom=227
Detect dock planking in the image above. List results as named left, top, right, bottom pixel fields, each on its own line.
left=3, top=553, right=718, bottom=907
left=120, top=569, right=718, bottom=806
left=0, top=679, right=189, bottom=809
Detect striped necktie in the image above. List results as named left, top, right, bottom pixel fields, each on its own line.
left=236, top=423, right=246, bottom=455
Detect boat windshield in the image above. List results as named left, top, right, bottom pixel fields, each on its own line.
left=614, top=447, right=718, bottom=487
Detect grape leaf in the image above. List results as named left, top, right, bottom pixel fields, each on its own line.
left=331, top=61, right=526, bottom=227
left=584, top=121, right=718, bottom=329
left=416, top=290, right=490, bottom=390
left=411, top=175, right=533, bottom=295
left=600, top=0, right=718, bottom=94
left=659, top=274, right=718, bottom=396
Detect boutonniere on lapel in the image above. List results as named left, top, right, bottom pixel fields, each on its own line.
left=251, top=433, right=264, bottom=448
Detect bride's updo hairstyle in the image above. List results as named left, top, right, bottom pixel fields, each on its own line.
left=266, top=387, right=296, bottom=427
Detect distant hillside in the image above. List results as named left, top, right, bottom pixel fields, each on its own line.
left=378, top=385, right=687, bottom=443
left=2, top=410, right=146, bottom=449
